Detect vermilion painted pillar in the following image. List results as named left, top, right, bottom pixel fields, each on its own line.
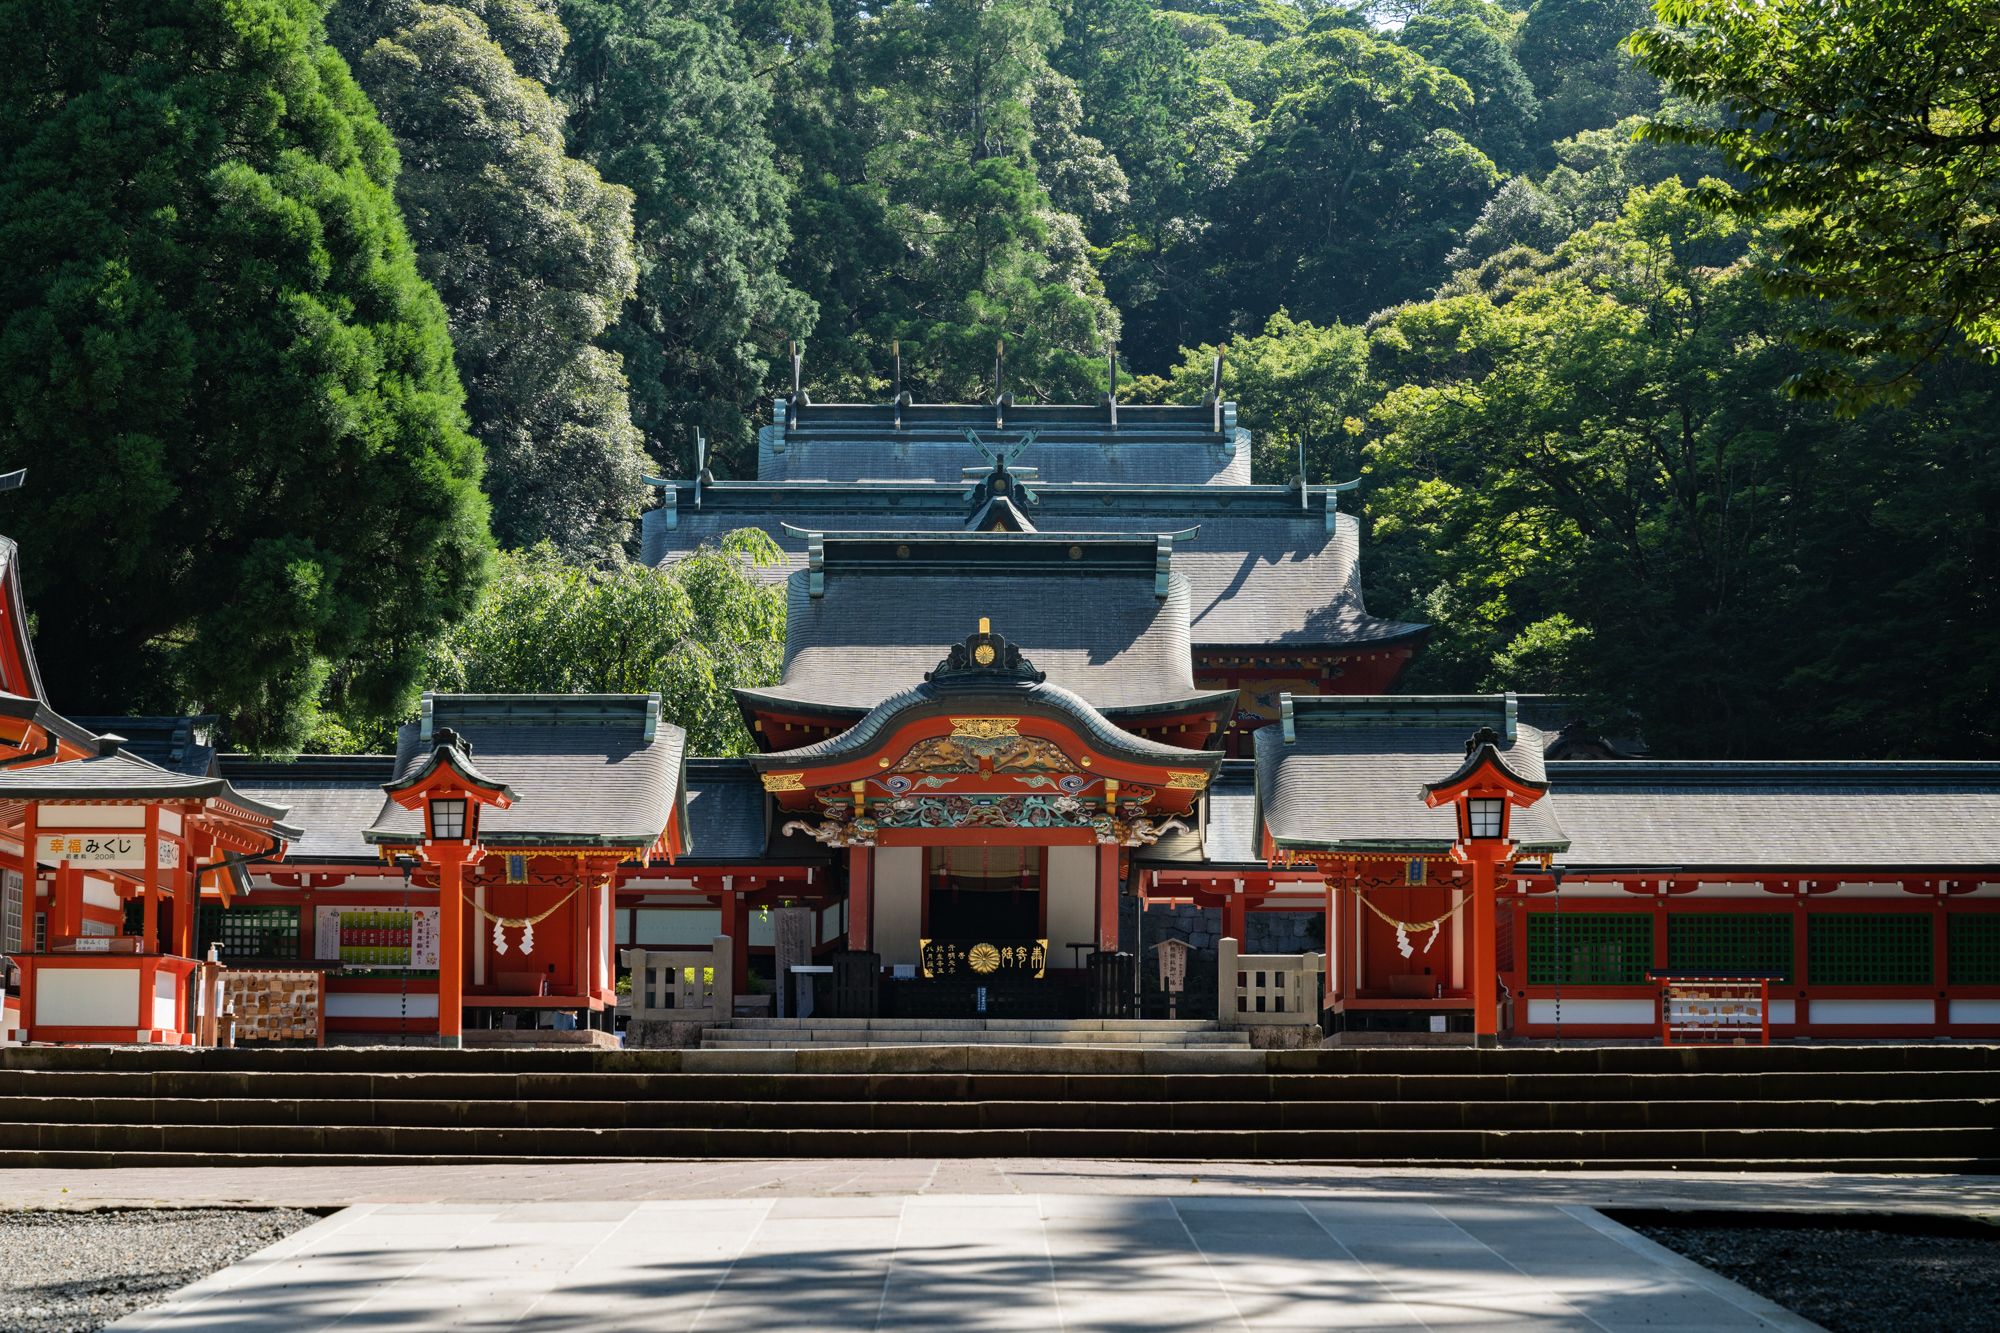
left=1095, top=843, right=1121, bottom=951
left=437, top=856, right=466, bottom=1047
left=847, top=847, right=872, bottom=952
left=1469, top=854, right=1501, bottom=1044
left=141, top=808, right=159, bottom=954
left=1223, top=890, right=1247, bottom=946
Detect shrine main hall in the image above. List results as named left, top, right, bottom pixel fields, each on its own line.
left=2, top=394, right=1997, bottom=1048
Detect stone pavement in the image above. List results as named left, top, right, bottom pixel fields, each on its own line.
left=111, top=1194, right=1820, bottom=1331
left=5, top=1159, right=1996, bottom=1214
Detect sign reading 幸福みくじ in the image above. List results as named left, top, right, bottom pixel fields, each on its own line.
left=38, top=834, right=181, bottom=870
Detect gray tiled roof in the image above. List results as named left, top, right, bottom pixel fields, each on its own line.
left=71, top=715, right=218, bottom=777
left=0, top=748, right=300, bottom=833
left=1254, top=696, right=1568, bottom=855
left=1547, top=762, right=2000, bottom=870
left=680, top=760, right=771, bottom=862
left=643, top=488, right=1422, bottom=651
left=365, top=695, right=688, bottom=850
left=759, top=402, right=1251, bottom=485
left=745, top=558, right=1212, bottom=715
left=1141, top=760, right=1261, bottom=865
left=750, top=679, right=1227, bottom=770
left=221, top=755, right=395, bottom=862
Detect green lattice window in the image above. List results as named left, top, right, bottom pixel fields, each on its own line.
left=196, top=904, right=302, bottom=961
left=1808, top=914, right=1931, bottom=986
left=1527, top=913, right=1652, bottom=985
left=1668, top=914, right=1793, bottom=981
left=1948, top=915, right=2000, bottom=986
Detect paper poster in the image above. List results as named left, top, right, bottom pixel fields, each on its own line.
left=314, top=905, right=440, bottom=969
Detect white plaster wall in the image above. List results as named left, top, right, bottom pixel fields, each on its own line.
left=326, top=993, right=440, bottom=1019
left=83, top=875, right=119, bottom=911
left=874, top=847, right=924, bottom=967
left=1809, top=999, right=1934, bottom=1025
left=36, top=969, right=140, bottom=1027
left=1949, top=1000, right=2000, bottom=1024
left=1527, top=998, right=1654, bottom=1026
left=151, top=969, right=178, bottom=1029
left=1045, top=846, right=1097, bottom=960
left=38, top=805, right=146, bottom=829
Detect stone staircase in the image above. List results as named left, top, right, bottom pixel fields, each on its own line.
left=699, top=1018, right=1251, bottom=1049
left=0, top=1043, right=1994, bottom=1171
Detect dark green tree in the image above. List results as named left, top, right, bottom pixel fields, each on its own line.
left=331, top=0, right=647, bottom=559
left=1365, top=179, right=2000, bottom=757
left=1634, top=0, right=2000, bottom=405
left=1221, top=21, right=1500, bottom=326
left=1514, top=0, right=1659, bottom=151
left=558, top=0, right=814, bottom=475
left=1055, top=0, right=1253, bottom=372
left=1396, top=0, right=1538, bottom=172
left=0, top=0, right=491, bottom=749
left=843, top=0, right=1120, bottom=400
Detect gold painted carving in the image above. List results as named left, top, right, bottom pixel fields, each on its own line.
left=1165, top=771, right=1210, bottom=791
left=950, top=716, right=1018, bottom=739
left=760, top=772, right=805, bottom=792
left=898, top=733, right=1078, bottom=775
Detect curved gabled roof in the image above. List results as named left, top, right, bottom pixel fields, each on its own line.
left=1254, top=695, right=1568, bottom=856
left=364, top=694, right=688, bottom=852
left=0, top=536, right=46, bottom=701
left=749, top=677, right=1226, bottom=773
left=741, top=534, right=1222, bottom=715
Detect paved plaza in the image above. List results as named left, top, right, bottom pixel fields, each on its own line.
left=108, top=1193, right=1817, bottom=1331
left=13, top=1161, right=1984, bottom=1331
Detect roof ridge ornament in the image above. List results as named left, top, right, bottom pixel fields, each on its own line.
left=926, top=617, right=1047, bottom=687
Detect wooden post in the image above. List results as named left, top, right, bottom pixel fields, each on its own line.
left=173, top=856, right=195, bottom=959
left=846, top=847, right=872, bottom=952
left=1095, top=842, right=1120, bottom=951
left=142, top=807, right=159, bottom=954
left=1469, top=853, right=1500, bottom=1045
left=438, top=854, right=465, bottom=1047
left=1223, top=889, right=1247, bottom=946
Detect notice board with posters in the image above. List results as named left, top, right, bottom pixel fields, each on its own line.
left=314, top=906, right=441, bottom=969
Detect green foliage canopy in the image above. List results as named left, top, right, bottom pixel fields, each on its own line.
left=331, top=0, right=648, bottom=559
left=0, top=0, right=491, bottom=750
left=429, top=530, right=787, bottom=754
left=1634, top=0, right=2000, bottom=405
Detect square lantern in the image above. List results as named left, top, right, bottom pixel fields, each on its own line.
left=1466, top=797, right=1505, bottom=840
left=429, top=797, right=470, bottom=842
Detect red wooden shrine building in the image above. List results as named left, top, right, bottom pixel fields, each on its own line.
left=3, top=398, right=1998, bottom=1044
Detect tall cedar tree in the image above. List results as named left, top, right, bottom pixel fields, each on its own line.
left=558, top=0, right=813, bottom=477
left=330, top=0, right=648, bottom=559
left=0, top=0, right=491, bottom=749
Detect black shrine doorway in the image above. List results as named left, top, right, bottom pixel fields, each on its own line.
left=925, top=846, right=1043, bottom=939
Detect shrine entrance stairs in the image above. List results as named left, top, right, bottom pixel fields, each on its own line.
left=697, top=1018, right=1252, bottom=1049
left=0, top=1043, right=1994, bottom=1172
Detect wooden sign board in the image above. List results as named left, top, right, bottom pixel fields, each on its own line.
left=1153, top=937, right=1192, bottom=994
left=38, top=834, right=180, bottom=870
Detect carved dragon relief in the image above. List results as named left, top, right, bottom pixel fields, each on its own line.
left=783, top=798, right=1189, bottom=848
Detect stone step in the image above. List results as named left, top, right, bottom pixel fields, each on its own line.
left=0, top=1096, right=1985, bottom=1133
left=0, top=1120, right=1990, bottom=1164
left=699, top=1025, right=1238, bottom=1039
left=716, top=1018, right=1224, bottom=1032
left=6, top=1042, right=1999, bottom=1075
left=4, top=1066, right=1998, bottom=1101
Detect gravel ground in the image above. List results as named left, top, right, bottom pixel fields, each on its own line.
left=1628, top=1213, right=2000, bottom=1332
left=0, top=1207, right=320, bottom=1333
